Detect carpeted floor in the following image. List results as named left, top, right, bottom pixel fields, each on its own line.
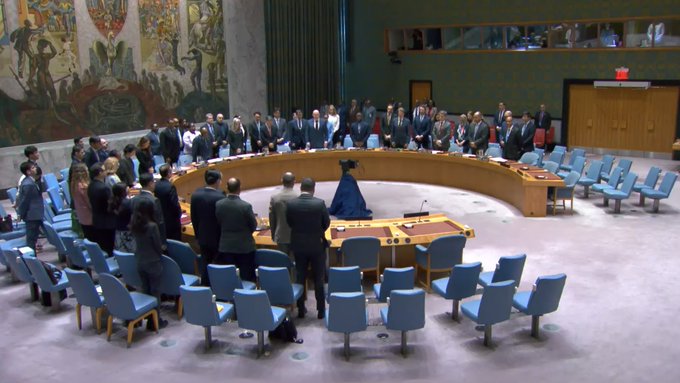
left=1, top=155, right=679, bottom=383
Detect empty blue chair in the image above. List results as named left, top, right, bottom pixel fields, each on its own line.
left=633, top=166, right=661, bottom=203
left=257, top=266, right=303, bottom=310
left=340, top=236, right=380, bottom=282
left=277, top=144, right=291, bottom=153
left=7, top=187, right=18, bottom=205
left=159, top=255, right=200, bottom=318
left=4, top=247, right=39, bottom=301
left=47, top=187, right=71, bottom=215
left=343, top=135, right=353, bottom=148
left=43, top=222, right=72, bottom=262
left=83, top=239, right=120, bottom=276
left=64, top=268, right=106, bottom=333
left=559, top=148, right=585, bottom=171
left=603, top=172, right=638, bottom=213
left=599, top=154, right=615, bottom=181
left=166, top=239, right=201, bottom=276
left=380, top=289, right=426, bottom=355
left=374, top=267, right=415, bottom=303
left=485, top=146, right=502, bottom=158
left=415, top=234, right=466, bottom=290
left=98, top=273, right=160, bottom=347
left=233, top=289, right=286, bottom=357
left=0, top=236, right=27, bottom=269
left=255, top=248, right=294, bottom=269
left=518, top=152, right=539, bottom=165
left=154, top=162, right=166, bottom=173
left=533, top=148, right=545, bottom=167
left=63, top=237, right=91, bottom=271
left=60, top=167, right=69, bottom=181
left=44, top=173, right=59, bottom=191
left=513, top=274, right=567, bottom=338
left=546, top=151, right=564, bottom=167
left=641, top=172, right=678, bottom=213
left=541, top=160, right=559, bottom=174
left=327, top=266, right=363, bottom=297
left=178, top=154, right=193, bottom=167
left=551, top=171, right=580, bottom=215
left=603, top=159, right=632, bottom=183
left=153, top=155, right=165, bottom=167
left=326, top=292, right=368, bottom=360
left=479, top=254, right=526, bottom=288
left=577, top=159, right=603, bottom=198
left=219, top=146, right=231, bottom=158
left=488, top=143, right=500, bottom=149
left=59, top=180, right=71, bottom=206
left=43, top=204, right=73, bottom=234
left=207, top=264, right=255, bottom=301
left=132, top=158, right=140, bottom=181
left=113, top=250, right=143, bottom=290
left=24, top=256, right=70, bottom=311
left=552, top=145, right=566, bottom=153
left=180, top=285, right=234, bottom=350
left=557, top=156, right=585, bottom=179
left=592, top=167, right=623, bottom=194
left=367, top=134, right=379, bottom=149
left=448, top=143, right=462, bottom=153
left=432, top=262, right=483, bottom=321
left=461, top=280, right=516, bottom=346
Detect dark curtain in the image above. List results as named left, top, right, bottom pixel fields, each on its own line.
left=265, top=0, right=340, bottom=118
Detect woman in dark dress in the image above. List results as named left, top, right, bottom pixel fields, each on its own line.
left=110, top=183, right=135, bottom=253
left=227, top=118, right=245, bottom=156
left=130, top=198, right=168, bottom=329
left=136, top=136, right=154, bottom=175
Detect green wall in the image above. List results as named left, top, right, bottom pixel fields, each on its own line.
left=345, top=0, right=680, bottom=117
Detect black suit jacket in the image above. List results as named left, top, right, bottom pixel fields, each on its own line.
left=261, top=124, right=279, bottom=151
left=117, top=157, right=135, bottom=187
left=136, top=148, right=153, bottom=175
left=160, top=127, right=182, bottom=163
left=412, top=115, right=432, bottom=138
left=534, top=111, right=552, bottom=130
left=190, top=187, right=225, bottom=249
left=87, top=179, right=115, bottom=230
left=519, top=121, right=536, bottom=153
left=248, top=121, right=264, bottom=152
left=154, top=178, right=182, bottom=241
left=286, top=193, right=330, bottom=255
left=215, top=195, right=257, bottom=254
left=469, top=121, right=490, bottom=153
left=84, top=147, right=105, bottom=168
left=350, top=121, right=370, bottom=147
left=390, top=117, right=412, bottom=148
left=287, top=120, right=307, bottom=150
left=132, top=190, right=167, bottom=244
left=501, top=127, right=522, bottom=160
left=192, top=135, right=212, bottom=162
left=306, top=119, right=328, bottom=149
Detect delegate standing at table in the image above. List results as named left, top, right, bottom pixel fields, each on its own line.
left=468, top=111, right=489, bottom=154
left=190, top=170, right=225, bottom=286
left=350, top=112, right=370, bottom=148
left=269, top=172, right=297, bottom=256
left=17, top=162, right=44, bottom=252
left=391, top=107, right=411, bottom=149
left=432, top=111, right=452, bottom=152
left=155, top=165, right=182, bottom=241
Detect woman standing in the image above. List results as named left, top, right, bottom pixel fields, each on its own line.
left=136, top=136, right=154, bottom=175
left=103, top=157, right=121, bottom=186
left=227, top=118, right=245, bottom=156
left=130, top=197, right=168, bottom=329
left=70, top=163, right=92, bottom=239
left=327, top=105, right=341, bottom=147
left=110, top=183, right=135, bottom=253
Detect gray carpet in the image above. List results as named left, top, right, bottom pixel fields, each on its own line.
left=1, top=155, right=679, bottom=383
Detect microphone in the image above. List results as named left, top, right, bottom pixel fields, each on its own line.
left=417, top=199, right=427, bottom=222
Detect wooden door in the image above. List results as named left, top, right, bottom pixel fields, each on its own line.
left=410, top=80, right=432, bottom=111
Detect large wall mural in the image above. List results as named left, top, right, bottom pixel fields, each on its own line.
left=0, top=0, right=10, bottom=77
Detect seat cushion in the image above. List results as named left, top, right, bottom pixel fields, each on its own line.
left=217, top=302, right=234, bottom=323
left=129, top=292, right=158, bottom=315
left=577, top=178, right=597, bottom=187
left=603, top=189, right=627, bottom=199
left=52, top=221, right=73, bottom=232
left=242, top=281, right=256, bottom=290
left=431, top=278, right=449, bottom=298
left=478, top=271, right=493, bottom=287
left=373, top=283, right=382, bottom=300
left=633, top=183, right=651, bottom=193
left=292, top=283, right=304, bottom=300
left=460, top=299, right=481, bottom=322
left=641, top=189, right=667, bottom=199
left=512, top=291, right=531, bottom=313
left=271, top=306, right=287, bottom=329
left=591, top=184, right=614, bottom=193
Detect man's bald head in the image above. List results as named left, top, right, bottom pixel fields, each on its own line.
left=227, top=177, right=241, bottom=194
left=282, top=172, right=295, bottom=188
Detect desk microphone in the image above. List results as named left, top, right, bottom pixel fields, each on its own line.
left=417, top=200, right=428, bottom=222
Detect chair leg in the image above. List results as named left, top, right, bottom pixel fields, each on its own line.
left=76, top=303, right=82, bottom=330
left=29, top=283, right=39, bottom=301
left=531, top=315, right=541, bottom=338
left=614, top=200, right=621, bottom=214
left=451, top=300, right=460, bottom=321
left=639, top=194, right=645, bottom=206
left=177, top=296, right=183, bottom=319
left=95, top=307, right=104, bottom=334
left=483, top=325, right=492, bottom=347
left=50, top=291, right=61, bottom=312
left=126, top=319, right=136, bottom=348
left=204, top=326, right=212, bottom=351
left=652, top=199, right=660, bottom=213
left=400, top=331, right=408, bottom=356
left=344, top=333, right=350, bottom=360
left=106, top=315, right=113, bottom=341
left=583, top=185, right=590, bottom=198
left=603, top=197, right=609, bottom=207
left=257, top=330, right=265, bottom=357
left=151, top=309, right=159, bottom=334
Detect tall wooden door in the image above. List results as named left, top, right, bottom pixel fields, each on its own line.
left=410, top=80, right=432, bottom=111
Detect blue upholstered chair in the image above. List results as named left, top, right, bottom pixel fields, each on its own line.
left=43, top=222, right=72, bottom=262
left=327, top=266, right=363, bottom=297
left=533, top=148, right=545, bottom=167
left=83, top=239, right=120, bottom=276
left=113, top=250, right=143, bottom=290
left=208, top=264, right=256, bottom=302
left=7, top=187, right=18, bottom=205
left=178, top=154, right=193, bottom=167
left=640, top=172, right=678, bottom=213
left=233, top=289, right=287, bottom=357
left=219, top=146, right=231, bottom=158
left=559, top=148, right=585, bottom=171
left=0, top=237, right=26, bottom=269
left=374, top=267, right=415, bottom=303
left=557, top=156, right=585, bottom=179
left=98, top=273, right=160, bottom=347
left=326, top=292, right=368, bottom=360
left=479, top=254, right=526, bottom=289
left=0, top=204, right=26, bottom=241
left=59, top=167, right=69, bottom=182
left=603, top=158, right=632, bottom=183
left=518, top=152, right=539, bottom=165
left=367, top=134, right=379, bottom=149
left=541, top=161, right=559, bottom=174
left=64, top=268, right=106, bottom=333
left=415, top=234, right=466, bottom=290
left=577, top=159, right=603, bottom=198
left=380, top=289, right=426, bottom=355
left=154, top=162, right=166, bottom=173
left=552, top=145, right=566, bottom=153
left=59, top=180, right=71, bottom=206
left=449, top=143, right=463, bottom=153
left=24, top=256, right=70, bottom=311
left=461, top=280, right=516, bottom=346
left=343, top=135, right=353, bottom=148
left=64, top=237, right=92, bottom=271
left=153, top=155, right=165, bottom=168
left=513, top=274, right=567, bottom=338
left=47, top=187, right=71, bottom=215
left=159, top=255, right=200, bottom=318
left=432, top=262, right=483, bottom=321
left=599, top=154, right=615, bottom=181
left=340, top=236, right=380, bottom=282
left=488, top=143, right=500, bottom=149
left=592, top=167, right=623, bottom=194
left=166, top=239, right=201, bottom=276
left=603, top=172, right=638, bottom=213
left=132, top=158, right=140, bottom=181
left=277, top=144, right=291, bottom=153
left=43, top=203, right=73, bottom=233
left=255, top=249, right=294, bottom=269
left=5, top=247, right=39, bottom=301
left=43, top=173, right=59, bottom=192
left=180, top=285, right=234, bottom=350
left=546, top=151, right=564, bottom=167
left=485, top=146, right=502, bottom=158
left=633, top=166, right=661, bottom=203
left=257, top=266, right=303, bottom=311
left=551, top=171, right=580, bottom=215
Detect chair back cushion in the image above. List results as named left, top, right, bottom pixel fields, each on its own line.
left=328, top=266, right=362, bottom=295
left=448, top=262, right=482, bottom=300
left=258, top=266, right=294, bottom=305
left=83, top=239, right=110, bottom=274
left=24, top=256, right=57, bottom=290
left=98, top=273, right=136, bottom=319
left=340, top=237, right=380, bottom=270
left=659, top=172, right=678, bottom=196
left=64, top=268, right=103, bottom=308
left=114, top=251, right=143, bottom=290
left=180, top=285, right=220, bottom=327
left=618, top=159, right=633, bottom=177
left=644, top=167, right=661, bottom=188
left=208, top=264, right=243, bottom=301
left=255, top=249, right=294, bottom=269
left=527, top=274, right=567, bottom=316
left=386, top=289, right=425, bottom=331
left=327, top=292, right=367, bottom=333
left=380, top=267, right=415, bottom=301
left=492, top=254, right=526, bottom=287
left=427, top=234, right=466, bottom=270
left=607, top=167, right=623, bottom=187
left=233, top=289, right=276, bottom=331
left=478, top=280, right=515, bottom=325
left=166, top=239, right=198, bottom=275
left=159, top=255, right=185, bottom=295
left=601, top=155, right=615, bottom=174
left=584, top=160, right=603, bottom=180
left=619, top=173, right=638, bottom=196
left=5, top=249, right=34, bottom=283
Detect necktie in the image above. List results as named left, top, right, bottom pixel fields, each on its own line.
left=315, top=121, right=318, bottom=130
left=399, top=118, right=402, bottom=127
left=522, top=123, right=526, bottom=136
left=298, top=120, right=301, bottom=129
left=209, top=124, right=214, bottom=137
left=474, top=123, right=479, bottom=138
left=506, top=127, right=511, bottom=141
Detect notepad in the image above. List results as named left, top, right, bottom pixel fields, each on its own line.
left=216, top=304, right=224, bottom=312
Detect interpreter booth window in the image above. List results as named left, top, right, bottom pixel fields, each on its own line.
left=547, top=24, right=571, bottom=48
left=423, top=28, right=442, bottom=50
left=463, top=27, right=482, bottom=49
left=406, top=29, right=425, bottom=50
left=387, top=29, right=406, bottom=51
left=599, top=22, right=623, bottom=47
left=571, top=23, right=599, bottom=48
left=504, top=26, right=524, bottom=50
left=526, top=25, right=549, bottom=49
left=482, top=26, right=504, bottom=49
left=653, top=20, right=680, bottom=47
left=442, top=27, right=462, bottom=50
left=626, top=20, right=654, bottom=48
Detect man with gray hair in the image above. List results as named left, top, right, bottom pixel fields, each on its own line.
left=269, top=172, right=297, bottom=256
left=306, top=110, right=328, bottom=149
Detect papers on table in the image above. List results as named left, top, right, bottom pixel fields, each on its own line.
left=490, top=157, right=507, bottom=162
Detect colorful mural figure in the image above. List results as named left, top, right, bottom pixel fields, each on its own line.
left=0, top=0, right=12, bottom=76
left=86, top=0, right=127, bottom=38
left=139, top=0, right=183, bottom=76
left=186, top=0, right=226, bottom=91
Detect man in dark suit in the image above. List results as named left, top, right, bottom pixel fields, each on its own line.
left=215, top=178, right=257, bottom=282
left=500, top=116, right=522, bottom=160
left=192, top=127, right=213, bottom=163
left=534, top=104, right=552, bottom=130
left=190, top=170, right=225, bottom=285
left=117, top=144, right=136, bottom=187
left=412, top=105, right=432, bottom=149
left=133, top=173, right=167, bottom=246
left=269, top=172, right=297, bottom=256
left=248, top=112, right=264, bottom=153
left=160, top=119, right=182, bottom=165
left=350, top=112, right=371, bottom=148
left=306, top=110, right=328, bottom=149
left=286, top=178, right=330, bottom=319
left=261, top=116, right=279, bottom=153
left=17, top=162, right=44, bottom=251
left=202, top=113, right=220, bottom=159
left=519, top=111, right=536, bottom=155
left=146, top=123, right=161, bottom=156
left=468, top=111, right=490, bottom=154
left=84, top=136, right=107, bottom=168
left=87, top=163, right=115, bottom=255
left=390, top=107, right=411, bottom=149
left=155, top=165, right=182, bottom=241
left=432, top=111, right=452, bottom=151
left=381, top=103, right=395, bottom=148
left=287, top=110, right=307, bottom=150
left=272, top=107, right=287, bottom=145
left=213, top=113, right=229, bottom=148
left=494, top=101, right=508, bottom=128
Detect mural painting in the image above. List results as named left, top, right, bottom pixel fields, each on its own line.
left=0, top=0, right=10, bottom=77
left=86, top=0, right=127, bottom=38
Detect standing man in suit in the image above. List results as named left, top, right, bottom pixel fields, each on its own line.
left=88, top=163, right=116, bottom=255
left=17, top=162, right=44, bottom=251
left=214, top=113, right=229, bottom=149
left=248, top=112, right=264, bottom=153
left=84, top=136, right=107, bottom=168
left=534, top=104, right=552, bottom=130
left=117, top=144, right=136, bottom=187
left=501, top=116, right=522, bottom=160
left=381, top=103, right=395, bottom=148
left=261, top=116, right=278, bottom=153
left=288, top=110, right=307, bottom=150
left=453, top=114, right=470, bottom=153
left=215, top=178, right=258, bottom=282
left=362, top=99, right=377, bottom=133
left=494, top=101, right=508, bottom=128
left=286, top=178, right=330, bottom=319
left=146, top=123, right=162, bottom=156
left=432, top=111, right=452, bottom=151
left=468, top=111, right=490, bottom=154
left=412, top=105, right=432, bottom=149
left=203, top=113, right=220, bottom=159
left=519, top=111, right=536, bottom=156
left=306, top=110, right=328, bottom=149
left=160, top=119, right=182, bottom=166
left=391, top=107, right=411, bottom=149
left=350, top=112, right=370, bottom=148
left=190, top=170, right=225, bottom=285
left=155, top=165, right=182, bottom=241
left=192, top=127, right=213, bottom=162
left=269, top=172, right=297, bottom=256
left=272, top=108, right=287, bottom=146
left=133, top=173, right=167, bottom=246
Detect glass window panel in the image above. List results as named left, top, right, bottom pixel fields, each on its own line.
left=463, top=27, right=482, bottom=49
left=526, top=25, right=549, bottom=49
left=653, top=20, right=680, bottom=47
left=599, top=22, right=623, bottom=47
left=504, top=26, right=524, bottom=50
left=482, top=26, right=504, bottom=49
left=405, top=29, right=425, bottom=50
left=387, top=29, right=405, bottom=51
left=423, top=28, right=443, bottom=50
left=548, top=24, right=571, bottom=48
left=572, top=23, right=598, bottom=48
left=442, top=27, right=462, bottom=50
left=626, top=20, right=653, bottom=48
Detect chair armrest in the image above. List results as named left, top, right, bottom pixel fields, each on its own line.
left=360, top=271, right=364, bottom=279
left=380, top=274, right=384, bottom=283
left=386, top=297, right=390, bottom=306
left=415, top=244, right=428, bottom=253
